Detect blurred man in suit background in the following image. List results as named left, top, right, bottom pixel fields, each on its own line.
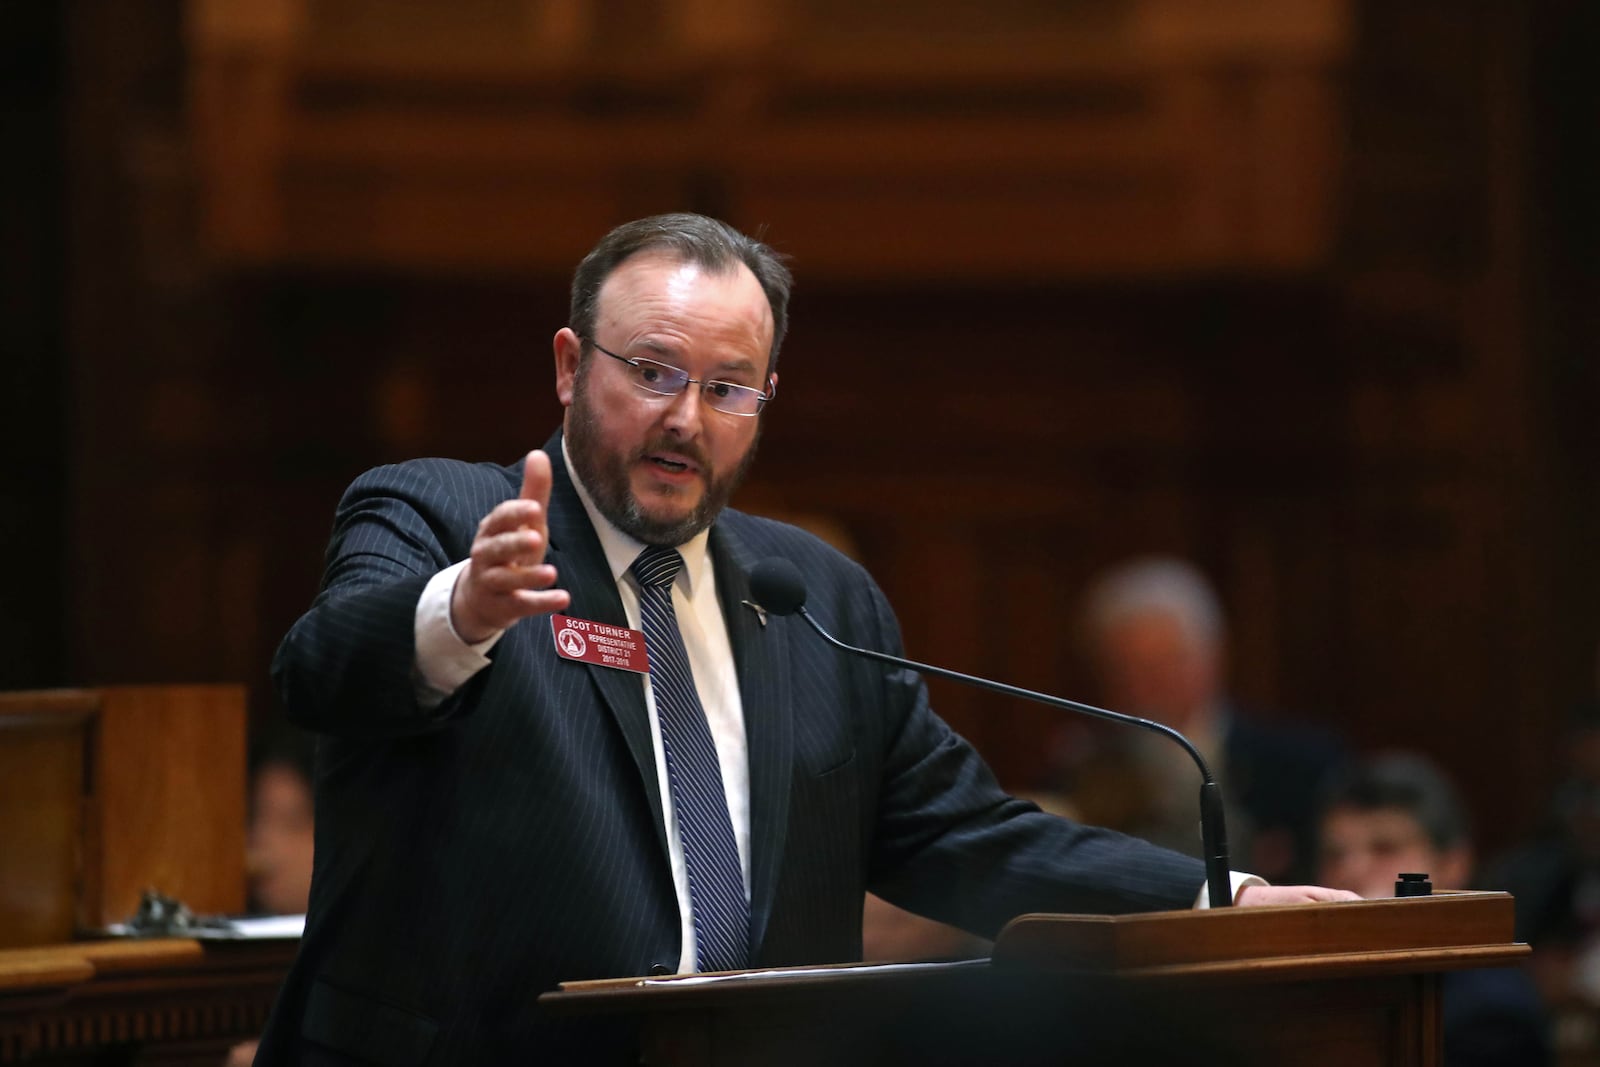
left=1054, top=556, right=1347, bottom=883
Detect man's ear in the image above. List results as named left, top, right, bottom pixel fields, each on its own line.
left=554, top=328, right=582, bottom=407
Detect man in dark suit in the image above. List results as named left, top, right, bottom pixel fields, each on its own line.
left=257, top=214, right=1352, bottom=1065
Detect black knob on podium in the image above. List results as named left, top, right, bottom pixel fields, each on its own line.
left=1395, top=872, right=1432, bottom=897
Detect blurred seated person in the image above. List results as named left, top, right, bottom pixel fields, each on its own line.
left=862, top=893, right=991, bottom=962
left=246, top=723, right=316, bottom=915
left=1054, top=556, right=1346, bottom=882
left=227, top=726, right=318, bottom=1066
left=1482, top=676, right=1600, bottom=1013
left=861, top=791, right=1081, bottom=962
left=1317, top=752, right=1551, bottom=1067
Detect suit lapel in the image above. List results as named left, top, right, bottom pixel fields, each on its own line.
left=710, top=521, right=793, bottom=959
left=542, top=435, right=669, bottom=865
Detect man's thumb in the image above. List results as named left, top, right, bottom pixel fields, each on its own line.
left=520, top=449, right=552, bottom=502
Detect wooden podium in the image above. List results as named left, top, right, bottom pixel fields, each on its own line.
left=541, top=893, right=1528, bottom=1067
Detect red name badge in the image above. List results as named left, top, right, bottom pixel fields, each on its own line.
left=550, top=614, right=650, bottom=674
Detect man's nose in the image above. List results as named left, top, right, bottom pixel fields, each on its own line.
left=661, top=384, right=705, bottom=436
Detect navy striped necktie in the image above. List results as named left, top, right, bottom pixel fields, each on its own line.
left=630, top=545, right=750, bottom=973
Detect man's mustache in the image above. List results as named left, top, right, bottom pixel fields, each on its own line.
left=637, top=438, right=711, bottom=473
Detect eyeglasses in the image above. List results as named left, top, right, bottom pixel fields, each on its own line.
left=584, top=338, right=774, bottom=417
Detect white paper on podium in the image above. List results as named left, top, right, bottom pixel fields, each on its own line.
left=637, top=957, right=986, bottom=987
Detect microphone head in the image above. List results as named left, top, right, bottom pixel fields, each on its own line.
left=748, top=558, right=807, bottom=616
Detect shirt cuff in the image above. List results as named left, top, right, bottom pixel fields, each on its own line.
left=1195, top=871, right=1268, bottom=909
left=414, top=560, right=503, bottom=708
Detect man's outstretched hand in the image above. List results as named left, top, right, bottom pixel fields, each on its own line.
left=1235, top=885, right=1362, bottom=907
left=450, top=450, right=572, bottom=643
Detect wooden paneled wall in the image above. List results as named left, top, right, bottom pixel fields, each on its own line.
left=187, top=0, right=1349, bottom=276
left=8, top=0, right=1597, bottom=859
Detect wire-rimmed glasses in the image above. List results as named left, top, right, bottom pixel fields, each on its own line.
left=584, top=337, right=774, bottom=417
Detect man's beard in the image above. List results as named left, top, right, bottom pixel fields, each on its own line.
left=565, top=367, right=761, bottom=547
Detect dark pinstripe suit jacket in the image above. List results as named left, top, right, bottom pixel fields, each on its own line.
left=255, top=432, right=1206, bottom=1066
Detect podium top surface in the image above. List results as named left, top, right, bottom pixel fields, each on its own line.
left=544, top=893, right=1528, bottom=1016
left=993, top=891, right=1527, bottom=980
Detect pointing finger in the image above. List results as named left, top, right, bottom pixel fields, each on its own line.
left=520, top=449, right=553, bottom=506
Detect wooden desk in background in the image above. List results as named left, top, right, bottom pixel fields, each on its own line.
left=0, top=938, right=295, bottom=1065
left=0, top=686, right=274, bottom=1063
left=0, top=686, right=247, bottom=948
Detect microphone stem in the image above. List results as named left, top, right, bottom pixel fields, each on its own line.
left=797, top=606, right=1233, bottom=908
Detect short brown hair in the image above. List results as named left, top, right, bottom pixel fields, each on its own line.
left=569, top=213, right=793, bottom=373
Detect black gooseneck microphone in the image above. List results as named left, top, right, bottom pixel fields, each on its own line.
left=748, top=557, right=1233, bottom=908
